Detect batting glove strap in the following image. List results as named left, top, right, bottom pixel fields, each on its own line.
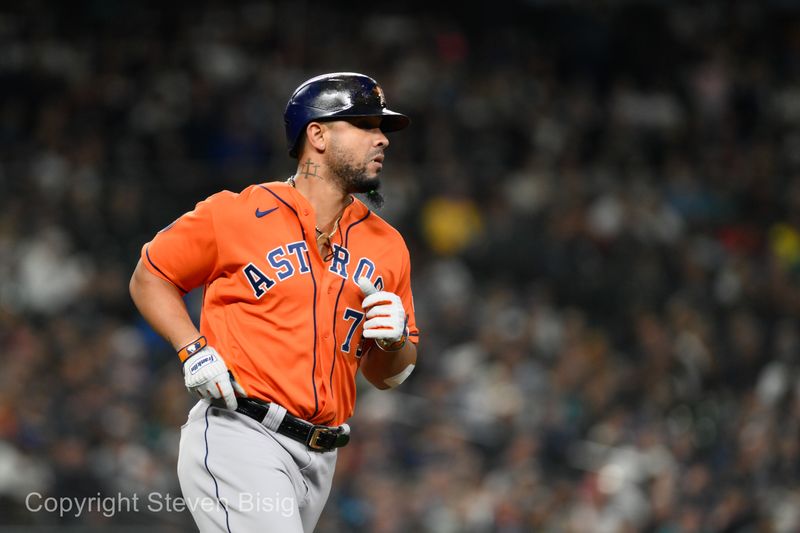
left=177, top=336, right=208, bottom=363
left=376, top=319, right=409, bottom=352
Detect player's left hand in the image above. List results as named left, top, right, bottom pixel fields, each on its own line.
left=358, top=278, right=408, bottom=350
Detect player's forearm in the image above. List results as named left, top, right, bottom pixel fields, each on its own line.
left=129, top=259, right=201, bottom=351
left=360, top=341, right=417, bottom=390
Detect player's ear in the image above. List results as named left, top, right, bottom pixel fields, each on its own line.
left=305, top=122, right=328, bottom=153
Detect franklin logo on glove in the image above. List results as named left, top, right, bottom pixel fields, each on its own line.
left=188, top=354, right=216, bottom=375
left=179, top=342, right=246, bottom=410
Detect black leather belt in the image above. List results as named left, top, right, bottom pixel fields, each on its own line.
left=235, top=397, right=350, bottom=452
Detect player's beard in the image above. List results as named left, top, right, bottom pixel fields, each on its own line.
left=327, top=146, right=385, bottom=209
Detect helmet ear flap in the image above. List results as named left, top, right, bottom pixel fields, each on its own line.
left=284, top=72, right=409, bottom=158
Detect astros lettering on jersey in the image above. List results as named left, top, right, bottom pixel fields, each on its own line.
left=141, top=181, right=419, bottom=426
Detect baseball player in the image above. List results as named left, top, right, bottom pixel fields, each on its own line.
left=129, top=72, right=419, bottom=532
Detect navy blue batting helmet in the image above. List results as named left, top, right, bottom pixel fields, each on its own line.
left=284, top=72, right=410, bottom=158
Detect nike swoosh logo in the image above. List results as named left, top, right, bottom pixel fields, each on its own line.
left=255, top=207, right=278, bottom=218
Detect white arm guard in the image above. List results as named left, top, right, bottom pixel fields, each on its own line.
left=383, top=364, right=415, bottom=388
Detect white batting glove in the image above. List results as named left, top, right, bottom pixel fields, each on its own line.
left=358, top=278, right=408, bottom=351
left=183, top=347, right=246, bottom=410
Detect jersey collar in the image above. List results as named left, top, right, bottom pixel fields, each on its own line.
left=273, top=180, right=371, bottom=227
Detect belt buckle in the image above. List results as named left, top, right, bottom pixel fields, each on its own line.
left=308, top=426, right=330, bottom=451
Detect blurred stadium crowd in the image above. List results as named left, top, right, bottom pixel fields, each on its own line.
left=2, top=1, right=800, bottom=531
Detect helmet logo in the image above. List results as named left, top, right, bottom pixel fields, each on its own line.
left=373, top=85, right=386, bottom=108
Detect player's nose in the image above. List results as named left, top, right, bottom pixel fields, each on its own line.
left=375, top=130, right=389, bottom=148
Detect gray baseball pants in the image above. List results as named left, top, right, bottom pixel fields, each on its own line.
left=177, top=399, right=337, bottom=532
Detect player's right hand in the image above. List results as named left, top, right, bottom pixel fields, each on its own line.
left=183, top=347, right=246, bottom=410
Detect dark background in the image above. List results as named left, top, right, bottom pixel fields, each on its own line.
left=2, top=0, right=800, bottom=531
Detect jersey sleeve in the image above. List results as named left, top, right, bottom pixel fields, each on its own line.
left=140, top=195, right=220, bottom=293
left=395, top=244, right=419, bottom=344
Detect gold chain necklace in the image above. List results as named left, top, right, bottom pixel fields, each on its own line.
left=288, top=175, right=340, bottom=260
left=316, top=218, right=340, bottom=259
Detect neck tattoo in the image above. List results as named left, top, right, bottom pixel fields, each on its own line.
left=299, top=159, right=321, bottom=180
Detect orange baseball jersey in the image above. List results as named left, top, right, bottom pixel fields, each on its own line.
left=141, top=181, right=418, bottom=426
